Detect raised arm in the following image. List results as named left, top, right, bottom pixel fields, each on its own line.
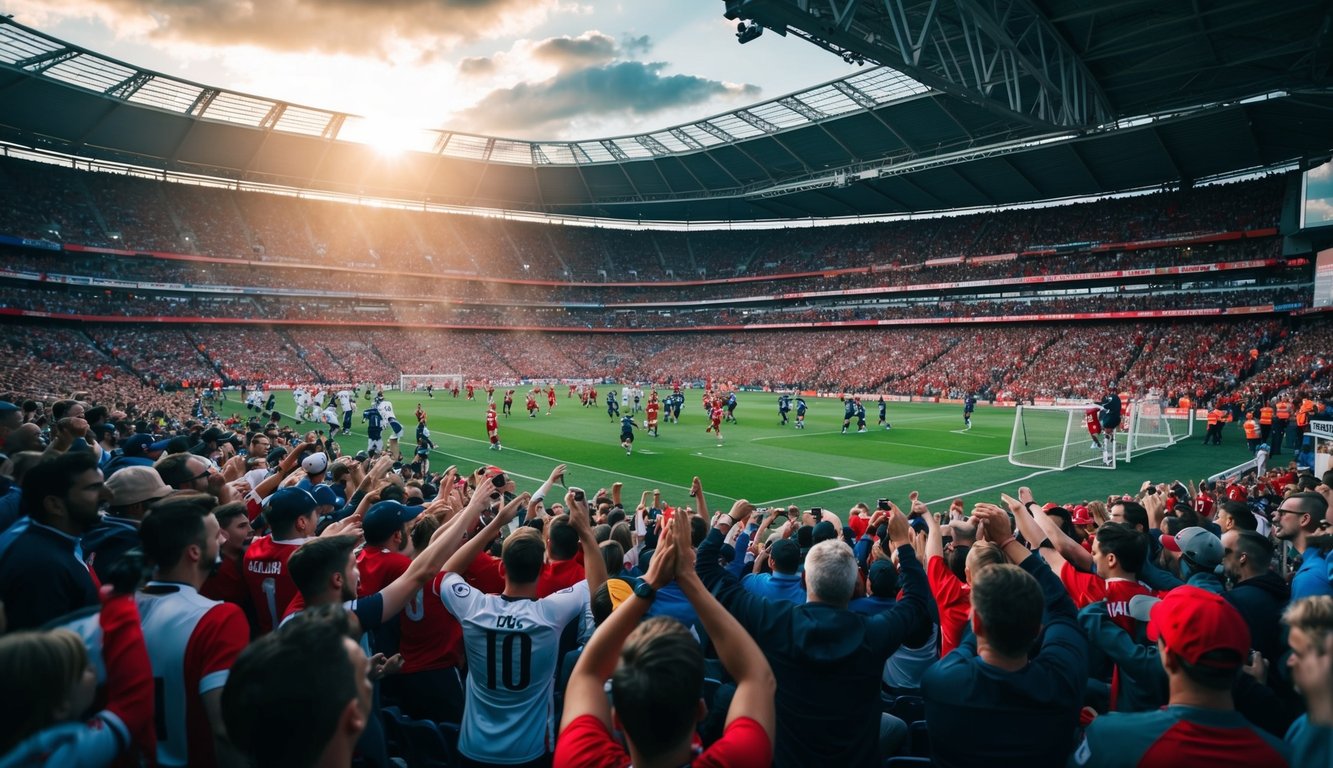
left=915, top=492, right=944, bottom=561
left=567, top=488, right=607, bottom=598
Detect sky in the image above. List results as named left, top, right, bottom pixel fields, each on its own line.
left=3, top=0, right=857, bottom=147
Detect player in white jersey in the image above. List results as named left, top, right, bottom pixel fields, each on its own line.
left=376, top=396, right=404, bottom=453
left=440, top=487, right=607, bottom=767
left=336, top=389, right=355, bottom=433
left=136, top=499, right=249, bottom=767
left=320, top=405, right=341, bottom=436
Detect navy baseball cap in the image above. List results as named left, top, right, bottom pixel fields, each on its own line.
left=0, top=401, right=19, bottom=413
left=264, top=487, right=319, bottom=529
left=363, top=500, right=425, bottom=544
left=121, top=434, right=170, bottom=457
left=310, top=484, right=345, bottom=509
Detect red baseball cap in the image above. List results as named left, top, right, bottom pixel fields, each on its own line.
left=1130, top=587, right=1249, bottom=668
left=1160, top=534, right=1182, bottom=553
left=1071, top=506, right=1093, bottom=526
left=1226, top=485, right=1248, bottom=502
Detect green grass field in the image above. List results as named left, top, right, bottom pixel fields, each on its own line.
left=275, top=391, right=1264, bottom=518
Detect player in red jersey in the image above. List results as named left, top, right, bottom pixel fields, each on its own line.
left=137, top=498, right=249, bottom=767
left=706, top=402, right=725, bottom=442
left=645, top=395, right=660, bottom=437
left=466, top=383, right=475, bottom=400
left=242, top=487, right=321, bottom=635
left=546, top=384, right=557, bottom=415
left=1085, top=407, right=1104, bottom=451
left=486, top=403, right=501, bottom=451
left=526, top=390, right=539, bottom=418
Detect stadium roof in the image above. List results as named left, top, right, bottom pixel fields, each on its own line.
left=0, top=4, right=1330, bottom=222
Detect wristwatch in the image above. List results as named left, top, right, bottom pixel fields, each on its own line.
left=633, top=581, right=657, bottom=602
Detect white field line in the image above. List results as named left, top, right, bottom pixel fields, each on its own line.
left=752, top=454, right=1010, bottom=506
left=690, top=451, right=845, bottom=480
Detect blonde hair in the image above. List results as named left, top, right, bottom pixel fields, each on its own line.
left=0, top=629, right=89, bottom=752
left=1284, top=595, right=1333, bottom=652
left=965, top=540, right=1007, bottom=581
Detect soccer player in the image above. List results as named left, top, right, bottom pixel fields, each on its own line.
left=1097, top=389, right=1123, bottom=466
left=778, top=393, right=791, bottom=425
left=503, top=389, right=514, bottom=417
left=878, top=396, right=890, bottom=430
left=795, top=396, right=807, bottom=429
left=645, top=394, right=660, bottom=437
left=669, top=391, right=683, bottom=423
left=606, top=388, right=620, bottom=420
left=425, top=382, right=434, bottom=398
left=725, top=391, right=739, bottom=424
left=1085, top=407, right=1104, bottom=451
left=486, top=403, right=501, bottom=451
left=963, top=394, right=977, bottom=430
left=466, top=382, right=475, bottom=400
left=337, top=388, right=354, bottom=434
left=362, top=402, right=385, bottom=456
left=841, top=396, right=856, bottom=434
left=440, top=488, right=606, bottom=768
left=526, top=390, right=539, bottom=418
left=620, top=413, right=641, bottom=455
left=855, top=398, right=867, bottom=433
left=706, top=400, right=725, bottom=443
left=377, top=396, right=404, bottom=459
left=137, top=497, right=249, bottom=767
left=547, top=384, right=557, bottom=415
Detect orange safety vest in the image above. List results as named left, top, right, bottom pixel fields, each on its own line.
left=1179, top=397, right=1193, bottom=411
left=1259, top=407, right=1273, bottom=426
left=1296, top=409, right=1309, bottom=428
left=1244, top=419, right=1260, bottom=439
left=1276, top=401, right=1291, bottom=420
left=1207, top=409, right=1223, bottom=426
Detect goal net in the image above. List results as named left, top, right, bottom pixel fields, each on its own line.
left=399, top=373, right=462, bottom=393
left=1009, top=399, right=1194, bottom=471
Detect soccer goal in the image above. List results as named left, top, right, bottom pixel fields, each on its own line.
left=399, top=373, right=462, bottom=393
left=1009, top=399, right=1193, bottom=471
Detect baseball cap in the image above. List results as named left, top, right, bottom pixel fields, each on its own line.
left=363, top=500, right=425, bottom=544
left=310, top=484, right=344, bottom=510
left=1129, top=587, right=1249, bottom=668
left=867, top=560, right=898, bottom=598
left=1071, top=505, right=1093, bottom=526
left=105, top=466, right=173, bottom=507
left=264, top=487, right=319, bottom=529
left=812, top=520, right=838, bottom=545
left=769, top=538, right=801, bottom=573
left=0, top=400, right=19, bottom=413
left=1171, top=527, right=1224, bottom=571
left=200, top=426, right=236, bottom=443
left=301, top=452, right=329, bottom=475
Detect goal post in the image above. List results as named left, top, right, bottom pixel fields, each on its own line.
left=1009, top=398, right=1192, bottom=471
left=1009, top=405, right=1114, bottom=471
left=398, top=373, right=462, bottom=393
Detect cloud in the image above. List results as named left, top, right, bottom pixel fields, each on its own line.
left=454, top=60, right=760, bottom=136
left=531, top=31, right=619, bottom=70
left=10, top=0, right=565, bottom=56
left=458, top=56, right=498, bottom=77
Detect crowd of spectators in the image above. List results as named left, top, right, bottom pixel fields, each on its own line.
left=0, top=373, right=1329, bottom=768
left=0, top=155, right=1287, bottom=281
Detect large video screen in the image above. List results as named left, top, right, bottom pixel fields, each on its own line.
left=1302, top=158, right=1333, bottom=230
left=1316, top=247, right=1333, bottom=309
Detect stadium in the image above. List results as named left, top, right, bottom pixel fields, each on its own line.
left=1, top=1, right=1332, bottom=767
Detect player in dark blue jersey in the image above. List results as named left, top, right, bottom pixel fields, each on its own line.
left=362, top=406, right=385, bottom=455
left=795, top=396, right=807, bottom=429
left=963, top=394, right=977, bottom=430
left=725, top=392, right=738, bottom=424
left=1097, top=390, right=1123, bottom=466
left=877, top=396, right=890, bottom=430
left=854, top=398, right=867, bottom=432
left=778, top=394, right=791, bottom=425
left=619, top=414, right=640, bottom=455
left=606, top=389, right=620, bottom=420
left=841, top=397, right=857, bottom=434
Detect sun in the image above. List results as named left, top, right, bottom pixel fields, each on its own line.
left=339, top=116, right=430, bottom=157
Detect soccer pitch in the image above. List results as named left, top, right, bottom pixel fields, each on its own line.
left=286, top=392, right=1261, bottom=517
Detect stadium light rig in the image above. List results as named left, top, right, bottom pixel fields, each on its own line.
left=736, top=20, right=763, bottom=44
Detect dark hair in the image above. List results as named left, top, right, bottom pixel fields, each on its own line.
left=139, top=496, right=212, bottom=569
left=1286, top=491, right=1329, bottom=524
left=1116, top=501, right=1149, bottom=531
left=1176, top=649, right=1243, bottom=691
left=547, top=515, right=580, bottom=560
left=212, top=501, right=249, bottom=528
left=1096, top=522, right=1148, bottom=574
left=223, top=605, right=360, bottom=767
left=288, top=536, right=358, bottom=599
left=970, top=564, right=1043, bottom=656
left=20, top=450, right=100, bottom=523
left=690, top=516, right=708, bottom=547
left=947, top=545, right=970, bottom=583
left=410, top=516, right=440, bottom=552
left=502, top=529, right=546, bottom=584
left=611, top=617, right=704, bottom=757
left=1219, top=501, right=1257, bottom=531
left=153, top=452, right=199, bottom=489
left=600, top=540, right=625, bottom=577
left=50, top=399, right=78, bottom=420
left=1232, top=529, right=1274, bottom=570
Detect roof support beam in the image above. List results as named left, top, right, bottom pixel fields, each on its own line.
left=104, top=71, right=152, bottom=101
left=724, top=0, right=1113, bottom=128
left=15, top=47, right=79, bottom=73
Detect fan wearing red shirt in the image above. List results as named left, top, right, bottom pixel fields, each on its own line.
left=1044, top=523, right=1152, bottom=632
left=538, top=515, right=587, bottom=597
left=916, top=495, right=1006, bottom=656
left=242, top=487, right=320, bottom=635
left=137, top=498, right=249, bottom=768
left=356, top=499, right=423, bottom=660
left=555, top=505, right=775, bottom=768
left=200, top=503, right=254, bottom=624
left=1072, top=587, right=1289, bottom=767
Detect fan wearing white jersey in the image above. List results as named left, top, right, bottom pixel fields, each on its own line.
left=376, top=396, right=404, bottom=453
left=440, top=487, right=607, bottom=768
left=135, top=496, right=249, bottom=768
left=337, top=389, right=355, bottom=433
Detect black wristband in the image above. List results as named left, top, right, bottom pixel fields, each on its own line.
left=1038, top=538, right=1054, bottom=550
